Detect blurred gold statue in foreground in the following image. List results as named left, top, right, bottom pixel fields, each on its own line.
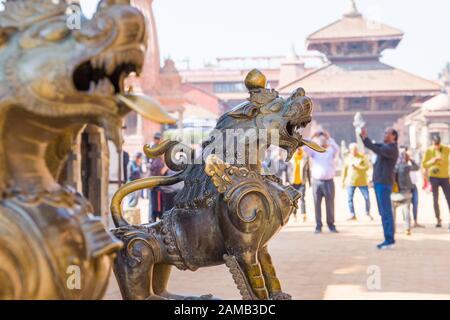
left=0, top=0, right=168, bottom=299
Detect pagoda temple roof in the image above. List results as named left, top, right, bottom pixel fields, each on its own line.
left=278, top=62, right=441, bottom=97
left=405, top=89, right=450, bottom=124
left=422, top=90, right=450, bottom=111
left=307, top=14, right=404, bottom=44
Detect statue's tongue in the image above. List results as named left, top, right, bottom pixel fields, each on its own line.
left=301, top=138, right=326, bottom=153
left=116, top=94, right=177, bottom=125
left=102, top=93, right=177, bottom=150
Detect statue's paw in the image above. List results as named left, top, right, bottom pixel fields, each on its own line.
left=271, top=292, right=292, bottom=300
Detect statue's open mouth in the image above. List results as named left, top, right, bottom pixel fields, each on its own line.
left=285, top=117, right=312, bottom=140
left=286, top=118, right=311, bottom=136
left=73, top=49, right=144, bottom=95
left=282, top=116, right=324, bottom=160
left=70, top=48, right=175, bottom=149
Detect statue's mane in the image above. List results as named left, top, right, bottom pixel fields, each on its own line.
left=172, top=108, right=262, bottom=209
left=172, top=134, right=222, bottom=209
left=173, top=164, right=218, bottom=209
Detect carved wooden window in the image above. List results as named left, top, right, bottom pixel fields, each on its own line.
left=346, top=42, right=372, bottom=55
left=321, top=99, right=339, bottom=112
left=378, top=100, right=395, bottom=111
left=346, top=98, right=369, bottom=111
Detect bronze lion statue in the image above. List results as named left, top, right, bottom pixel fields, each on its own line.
left=110, top=69, right=323, bottom=300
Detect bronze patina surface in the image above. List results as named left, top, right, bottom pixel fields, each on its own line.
left=0, top=0, right=152, bottom=299
left=110, top=69, right=324, bottom=300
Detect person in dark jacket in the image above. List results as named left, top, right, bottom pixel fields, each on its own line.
left=147, top=132, right=165, bottom=222
left=391, top=147, right=420, bottom=236
left=361, top=127, right=399, bottom=249
left=159, top=169, right=184, bottom=213
left=149, top=154, right=165, bottom=222
left=127, top=152, right=144, bottom=207
left=123, top=151, right=130, bottom=183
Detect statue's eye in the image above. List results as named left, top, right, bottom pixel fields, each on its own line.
left=39, top=21, right=70, bottom=42
left=20, top=19, right=70, bottom=48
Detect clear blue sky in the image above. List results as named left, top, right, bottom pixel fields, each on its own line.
left=82, top=0, right=450, bottom=80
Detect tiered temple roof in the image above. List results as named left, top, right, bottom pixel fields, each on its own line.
left=279, top=62, right=440, bottom=97
left=279, top=0, right=440, bottom=96
left=307, top=2, right=403, bottom=43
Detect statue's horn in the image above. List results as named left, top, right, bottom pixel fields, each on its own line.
left=110, top=140, right=193, bottom=228
left=110, top=173, right=184, bottom=227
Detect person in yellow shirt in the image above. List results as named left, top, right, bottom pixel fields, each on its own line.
left=342, top=143, right=372, bottom=221
left=422, top=135, right=450, bottom=228
left=288, top=148, right=310, bottom=222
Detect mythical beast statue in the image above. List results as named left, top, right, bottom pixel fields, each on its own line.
left=0, top=0, right=160, bottom=299
left=110, top=69, right=324, bottom=300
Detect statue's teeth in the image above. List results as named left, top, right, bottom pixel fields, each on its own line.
left=96, top=79, right=115, bottom=95
left=91, top=56, right=101, bottom=69
left=89, top=81, right=96, bottom=94
left=88, top=79, right=114, bottom=96
left=97, top=79, right=105, bottom=94
left=129, top=53, right=136, bottom=65
left=118, top=72, right=126, bottom=93
left=115, top=52, right=124, bottom=66
left=122, top=54, right=130, bottom=65
left=105, top=55, right=116, bottom=75
left=104, top=79, right=115, bottom=95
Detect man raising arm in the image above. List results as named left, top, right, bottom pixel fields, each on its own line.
left=360, top=127, right=399, bottom=249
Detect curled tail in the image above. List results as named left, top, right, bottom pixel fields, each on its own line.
left=111, top=140, right=193, bottom=228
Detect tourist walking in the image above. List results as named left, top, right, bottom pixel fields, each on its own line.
left=342, top=143, right=372, bottom=221
left=360, top=127, right=399, bottom=249
left=408, top=148, right=424, bottom=228
left=391, top=147, right=420, bottom=235
left=159, top=169, right=184, bottom=213
left=422, top=135, right=450, bottom=229
left=148, top=132, right=165, bottom=222
left=122, top=150, right=130, bottom=183
left=288, top=148, right=311, bottom=222
left=127, top=152, right=144, bottom=207
left=304, top=131, right=340, bottom=234
left=264, top=151, right=289, bottom=184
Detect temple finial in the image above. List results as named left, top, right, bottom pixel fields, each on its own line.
left=344, top=0, right=361, bottom=17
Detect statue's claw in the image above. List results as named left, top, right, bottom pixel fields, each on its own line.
left=271, top=292, right=292, bottom=300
